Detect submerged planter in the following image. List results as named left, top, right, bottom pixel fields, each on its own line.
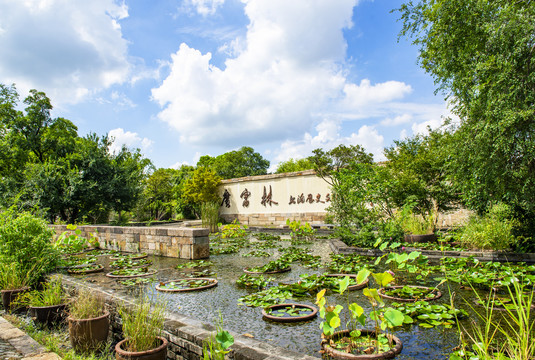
left=325, top=274, right=369, bottom=291
left=30, top=303, right=68, bottom=327
left=404, top=234, right=437, bottom=244
left=262, top=303, right=317, bottom=323
left=1, top=287, right=29, bottom=312
left=322, top=329, right=403, bottom=359
left=155, top=278, right=218, bottom=292
left=105, top=269, right=157, bottom=279
left=115, top=336, right=168, bottom=360
left=243, top=267, right=291, bottom=275
left=68, top=264, right=104, bottom=275
left=68, top=311, right=110, bottom=353
left=378, top=285, right=442, bottom=303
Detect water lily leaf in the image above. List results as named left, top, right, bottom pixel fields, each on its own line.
left=316, top=289, right=326, bottom=304
left=383, top=308, right=405, bottom=327
left=373, top=272, right=395, bottom=287
left=338, top=276, right=350, bottom=294
left=215, top=330, right=234, bottom=350
left=356, top=268, right=371, bottom=285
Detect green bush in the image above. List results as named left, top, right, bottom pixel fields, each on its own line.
left=0, top=210, right=59, bottom=283
left=458, top=204, right=517, bottom=250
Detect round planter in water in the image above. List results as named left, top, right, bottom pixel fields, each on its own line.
left=378, top=285, right=442, bottom=303
left=324, top=274, right=369, bottom=291
left=155, top=278, right=218, bottom=292
left=403, top=233, right=437, bottom=244
left=30, top=303, right=68, bottom=327
left=105, top=269, right=157, bottom=279
left=110, top=253, right=148, bottom=261
left=67, top=264, right=104, bottom=275
left=243, top=267, right=291, bottom=275
left=262, top=303, right=318, bottom=323
left=322, top=329, right=403, bottom=359
left=1, top=287, right=29, bottom=312
left=115, top=336, right=168, bottom=360
left=68, top=310, right=110, bottom=353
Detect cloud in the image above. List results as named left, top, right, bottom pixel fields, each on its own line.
left=108, top=128, right=153, bottom=154
left=185, top=0, right=225, bottom=16
left=270, top=119, right=384, bottom=171
left=380, top=114, right=412, bottom=127
left=0, top=0, right=131, bottom=105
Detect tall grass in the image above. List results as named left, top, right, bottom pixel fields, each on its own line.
left=69, top=288, right=106, bottom=319
left=201, top=202, right=220, bottom=233
left=16, top=277, right=66, bottom=307
left=119, top=296, right=166, bottom=352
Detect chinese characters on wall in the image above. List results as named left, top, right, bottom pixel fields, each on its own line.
left=221, top=186, right=330, bottom=208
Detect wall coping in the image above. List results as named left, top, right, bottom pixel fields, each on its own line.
left=329, top=238, right=535, bottom=263
left=220, top=170, right=318, bottom=184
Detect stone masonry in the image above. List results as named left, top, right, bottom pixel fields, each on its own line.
left=50, top=225, right=210, bottom=260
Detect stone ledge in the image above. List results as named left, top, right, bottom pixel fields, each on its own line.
left=0, top=315, right=53, bottom=359
left=329, top=239, right=535, bottom=263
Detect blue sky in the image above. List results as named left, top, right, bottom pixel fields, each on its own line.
left=0, top=0, right=451, bottom=170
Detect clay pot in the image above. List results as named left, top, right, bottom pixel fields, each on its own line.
left=30, top=303, right=68, bottom=327
left=1, top=287, right=29, bottom=312
left=262, top=303, right=318, bottom=323
left=68, top=311, right=110, bottom=353
left=403, top=234, right=437, bottom=244
left=115, top=336, right=168, bottom=360
left=322, top=329, right=403, bottom=359
left=377, top=285, right=442, bottom=303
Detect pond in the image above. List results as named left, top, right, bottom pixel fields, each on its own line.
left=64, top=233, right=535, bottom=359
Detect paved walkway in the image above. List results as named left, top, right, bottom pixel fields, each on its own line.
left=0, top=315, right=61, bottom=360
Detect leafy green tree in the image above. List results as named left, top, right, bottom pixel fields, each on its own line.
left=196, top=146, right=269, bottom=179
left=397, top=0, right=535, bottom=242
left=382, top=130, right=458, bottom=219
left=182, top=167, right=221, bottom=217
left=140, top=168, right=179, bottom=220
left=308, top=144, right=373, bottom=187
left=275, top=158, right=314, bottom=173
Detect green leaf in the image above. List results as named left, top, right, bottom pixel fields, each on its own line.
left=338, top=276, right=350, bottom=294
left=383, top=308, right=405, bottom=327
left=215, top=330, right=234, bottom=350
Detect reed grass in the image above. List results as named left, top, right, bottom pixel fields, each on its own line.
left=69, top=288, right=106, bottom=319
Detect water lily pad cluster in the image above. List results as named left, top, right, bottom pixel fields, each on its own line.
left=392, top=301, right=468, bottom=328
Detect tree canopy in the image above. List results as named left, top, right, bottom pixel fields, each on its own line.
left=275, top=158, right=314, bottom=174
left=197, top=146, right=269, bottom=179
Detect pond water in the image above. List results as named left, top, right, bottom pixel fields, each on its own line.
left=67, top=234, right=532, bottom=359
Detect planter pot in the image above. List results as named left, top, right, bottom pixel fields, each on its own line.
left=30, top=303, right=68, bottom=327
left=325, top=274, right=369, bottom=291
left=115, top=336, right=168, bottom=360
left=262, top=303, right=318, bottom=323
left=1, top=287, right=29, bottom=312
left=404, top=234, right=437, bottom=244
left=67, top=264, right=104, bottom=275
left=378, top=286, right=442, bottom=303
left=243, top=267, right=291, bottom=274
left=322, top=329, right=403, bottom=359
left=105, top=269, right=158, bottom=279
left=68, top=311, right=110, bottom=353
left=156, top=278, right=218, bottom=292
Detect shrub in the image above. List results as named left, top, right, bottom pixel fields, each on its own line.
left=458, top=204, right=517, bottom=250
left=0, top=210, right=59, bottom=283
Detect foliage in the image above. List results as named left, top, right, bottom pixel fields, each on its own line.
left=219, top=220, right=248, bottom=238
left=0, top=262, right=42, bottom=290
left=138, top=168, right=180, bottom=221
left=236, top=274, right=273, bottom=289
left=16, top=277, right=67, bottom=307
left=275, top=158, right=314, bottom=173
left=396, top=0, right=535, bottom=246
left=175, top=260, right=214, bottom=270
left=119, top=295, right=166, bottom=352
left=396, top=204, right=436, bottom=235
left=201, top=202, right=220, bottom=233
left=159, top=279, right=215, bottom=290
left=182, top=167, right=221, bottom=217
left=0, top=210, right=59, bottom=282
left=286, top=219, right=316, bottom=240
left=202, top=315, right=234, bottom=360
left=238, top=287, right=294, bottom=307
left=457, top=204, right=518, bottom=250
left=197, top=146, right=269, bottom=179
left=393, top=301, right=468, bottom=329
left=54, top=224, right=93, bottom=254
left=69, top=288, right=106, bottom=320
left=316, top=271, right=412, bottom=355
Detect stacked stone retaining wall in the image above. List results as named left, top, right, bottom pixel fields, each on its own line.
left=51, top=225, right=210, bottom=260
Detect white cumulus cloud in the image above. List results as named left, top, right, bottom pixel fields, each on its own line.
left=0, top=0, right=131, bottom=105
left=108, top=128, right=153, bottom=154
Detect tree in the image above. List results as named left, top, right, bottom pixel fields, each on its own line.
left=181, top=167, right=221, bottom=217
left=397, top=1, right=535, bottom=236
left=196, top=146, right=269, bottom=179
left=275, top=158, right=314, bottom=173
left=140, top=168, right=179, bottom=220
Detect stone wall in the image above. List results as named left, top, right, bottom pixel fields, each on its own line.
left=51, top=225, right=210, bottom=260
left=61, top=276, right=317, bottom=360
left=218, top=170, right=331, bottom=226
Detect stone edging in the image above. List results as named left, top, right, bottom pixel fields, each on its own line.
left=329, top=239, right=535, bottom=263
left=60, top=275, right=318, bottom=360
left=0, top=315, right=61, bottom=359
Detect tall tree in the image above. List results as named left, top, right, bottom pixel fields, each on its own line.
left=397, top=1, right=535, bottom=223
left=196, top=146, right=269, bottom=179
left=275, top=158, right=314, bottom=173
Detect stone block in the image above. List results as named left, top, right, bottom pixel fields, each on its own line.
left=178, top=244, right=192, bottom=259
left=192, top=236, right=209, bottom=245
left=192, top=244, right=210, bottom=259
